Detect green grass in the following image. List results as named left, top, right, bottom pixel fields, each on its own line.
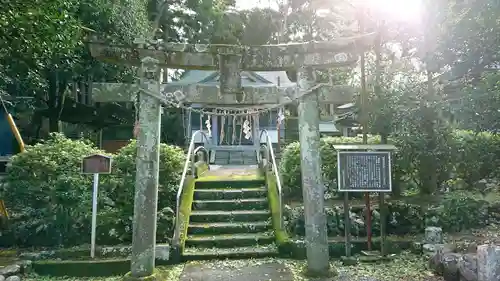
left=23, top=276, right=123, bottom=281
left=19, top=252, right=441, bottom=281
left=287, top=252, right=440, bottom=281
left=23, top=264, right=185, bottom=281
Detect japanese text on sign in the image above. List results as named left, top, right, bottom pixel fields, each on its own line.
left=337, top=151, right=392, bottom=192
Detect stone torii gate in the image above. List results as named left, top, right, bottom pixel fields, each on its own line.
left=89, top=34, right=375, bottom=279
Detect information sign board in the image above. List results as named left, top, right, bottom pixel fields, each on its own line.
left=337, top=151, right=392, bottom=192
left=81, top=154, right=112, bottom=174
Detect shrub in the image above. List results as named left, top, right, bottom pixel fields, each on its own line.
left=99, top=140, right=185, bottom=244
left=1, top=133, right=106, bottom=246
left=284, top=192, right=490, bottom=238
left=426, top=192, right=489, bottom=232
left=279, top=135, right=380, bottom=200
left=451, top=130, right=500, bottom=184
left=0, top=135, right=185, bottom=247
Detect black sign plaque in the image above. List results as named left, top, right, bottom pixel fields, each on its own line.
left=337, top=151, right=392, bottom=192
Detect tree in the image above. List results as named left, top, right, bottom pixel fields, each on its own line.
left=437, top=0, right=500, bottom=83
left=0, top=0, right=150, bottom=133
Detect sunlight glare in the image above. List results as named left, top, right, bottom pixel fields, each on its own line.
left=362, top=0, right=423, bottom=23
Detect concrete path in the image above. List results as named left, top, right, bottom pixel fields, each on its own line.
left=179, top=260, right=293, bottom=281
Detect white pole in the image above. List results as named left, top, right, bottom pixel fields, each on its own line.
left=91, top=173, right=99, bottom=258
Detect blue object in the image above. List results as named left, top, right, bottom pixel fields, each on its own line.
left=0, top=113, right=14, bottom=156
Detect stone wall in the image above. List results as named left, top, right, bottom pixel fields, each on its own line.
left=425, top=226, right=500, bottom=281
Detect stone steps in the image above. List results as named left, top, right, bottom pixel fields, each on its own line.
left=189, top=210, right=271, bottom=223
left=182, top=177, right=277, bottom=260
left=187, top=221, right=271, bottom=235
left=193, top=187, right=267, bottom=200
left=194, top=179, right=264, bottom=189
left=182, top=245, right=279, bottom=261
left=185, top=233, right=274, bottom=248
left=192, top=198, right=268, bottom=211
left=212, top=150, right=258, bottom=165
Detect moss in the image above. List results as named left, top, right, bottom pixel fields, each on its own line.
left=0, top=249, right=18, bottom=257
left=289, top=237, right=414, bottom=259
left=197, top=173, right=263, bottom=182
left=265, top=169, right=293, bottom=256
left=32, top=258, right=130, bottom=277
left=179, top=175, right=196, bottom=252
left=194, top=161, right=209, bottom=177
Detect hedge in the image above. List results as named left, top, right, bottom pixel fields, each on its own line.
left=451, top=130, right=500, bottom=184
left=0, top=134, right=185, bottom=247
left=279, top=130, right=500, bottom=200
left=1, top=133, right=106, bottom=246
left=97, top=140, right=185, bottom=245
left=279, top=135, right=381, bottom=199
left=284, top=191, right=491, bottom=238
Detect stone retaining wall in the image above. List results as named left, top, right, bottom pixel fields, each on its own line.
left=0, top=260, right=31, bottom=281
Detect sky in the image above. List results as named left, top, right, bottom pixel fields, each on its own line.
left=235, top=0, right=279, bottom=10
left=235, top=0, right=424, bottom=23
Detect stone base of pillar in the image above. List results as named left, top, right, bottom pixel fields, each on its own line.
left=123, top=269, right=162, bottom=281
left=301, top=266, right=338, bottom=278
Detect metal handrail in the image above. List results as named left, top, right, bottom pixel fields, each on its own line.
left=174, top=130, right=210, bottom=244
left=258, top=130, right=284, bottom=229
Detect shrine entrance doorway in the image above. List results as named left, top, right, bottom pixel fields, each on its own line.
left=212, top=114, right=257, bottom=165
left=216, top=115, right=253, bottom=146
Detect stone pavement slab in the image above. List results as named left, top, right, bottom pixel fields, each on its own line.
left=179, top=260, right=293, bottom=281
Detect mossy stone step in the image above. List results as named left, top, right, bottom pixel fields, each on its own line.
left=195, top=179, right=265, bottom=189
left=189, top=210, right=271, bottom=223
left=193, top=187, right=267, bottom=200
left=192, top=198, right=268, bottom=211
left=185, top=233, right=274, bottom=248
left=182, top=245, right=279, bottom=261
left=187, top=221, right=271, bottom=235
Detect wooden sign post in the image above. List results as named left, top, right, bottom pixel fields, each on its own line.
left=334, top=144, right=396, bottom=259
left=81, top=154, right=112, bottom=258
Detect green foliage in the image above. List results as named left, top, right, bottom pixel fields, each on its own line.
left=0, top=135, right=185, bottom=247
left=1, top=133, right=105, bottom=246
left=451, top=130, right=500, bottom=184
left=280, top=129, right=500, bottom=198
left=101, top=140, right=185, bottom=244
left=279, top=135, right=380, bottom=200
left=284, top=192, right=490, bottom=237
left=426, top=192, right=490, bottom=233
left=451, top=73, right=500, bottom=132
left=0, top=0, right=150, bottom=135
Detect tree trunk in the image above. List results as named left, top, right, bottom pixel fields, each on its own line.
left=47, top=70, right=68, bottom=132
left=419, top=70, right=438, bottom=195
left=418, top=112, right=438, bottom=195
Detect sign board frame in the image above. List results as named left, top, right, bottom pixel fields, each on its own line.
left=337, top=150, right=392, bottom=192
left=81, top=154, right=112, bottom=175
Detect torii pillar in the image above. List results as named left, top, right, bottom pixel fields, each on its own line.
left=297, top=66, right=329, bottom=274
left=88, top=33, right=375, bottom=278
left=130, top=46, right=163, bottom=278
